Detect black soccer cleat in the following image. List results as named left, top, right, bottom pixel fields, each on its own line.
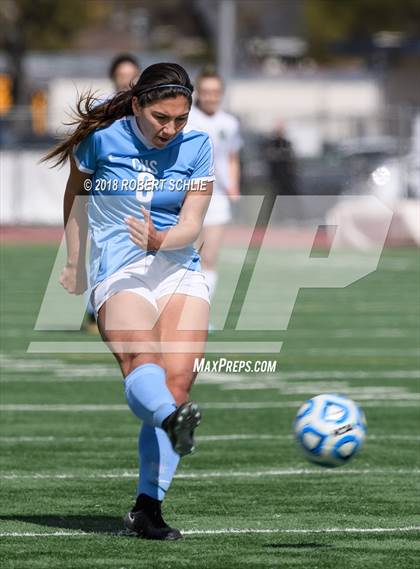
left=163, top=401, right=202, bottom=456
left=123, top=494, right=182, bottom=541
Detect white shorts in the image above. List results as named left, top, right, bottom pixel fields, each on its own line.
left=92, top=254, right=210, bottom=316
left=203, top=193, right=231, bottom=226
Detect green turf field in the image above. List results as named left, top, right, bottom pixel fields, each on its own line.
left=0, top=244, right=419, bottom=568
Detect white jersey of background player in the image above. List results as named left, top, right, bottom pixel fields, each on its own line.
left=187, top=68, right=243, bottom=304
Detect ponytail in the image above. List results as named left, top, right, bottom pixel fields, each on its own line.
left=42, top=89, right=133, bottom=167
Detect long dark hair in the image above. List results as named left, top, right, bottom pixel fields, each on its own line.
left=44, top=62, right=194, bottom=167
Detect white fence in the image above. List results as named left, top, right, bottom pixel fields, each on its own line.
left=1, top=151, right=68, bottom=224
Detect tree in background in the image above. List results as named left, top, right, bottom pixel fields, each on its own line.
left=0, top=0, right=110, bottom=106
left=303, top=0, right=420, bottom=62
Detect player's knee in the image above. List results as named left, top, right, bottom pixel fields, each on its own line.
left=166, top=370, right=195, bottom=406
left=121, top=353, right=164, bottom=377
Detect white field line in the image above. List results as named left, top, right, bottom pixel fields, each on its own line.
left=1, top=356, right=419, bottom=383
left=303, top=349, right=420, bottom=356
left=3, top=377, right=420, bottom=386
left=0, top=374, right=420, bottom=387
left=1, top=468, right=419, bottom=481
left=0, top=526, right=419, bottom=538
left=0, top=376, right=122, bottom=383
left=0, top=352, right=418, bottom=379
left=201, top=400, right=420, bottom=408
left=184, top=526, right=420, bottom=536
left=221, top=385, right=420, bottom=399
left=222, top=386, right=419, bottom=396
left=0, top=399, right=419, bottom=412
left=0, top=434, right=419, bottom=444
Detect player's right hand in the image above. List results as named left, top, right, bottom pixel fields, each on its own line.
left=60, top=264, right=87, bottom=295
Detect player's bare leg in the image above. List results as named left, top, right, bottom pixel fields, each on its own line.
left=156, top=293, right=208, bottom=454
left=98, top=291, right=208, bottom=539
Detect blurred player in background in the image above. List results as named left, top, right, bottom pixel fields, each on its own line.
left=84, top=53, right=142, bottom=333
left=188, top=67, right=242, bottom=318
left=109, top=53, right=141, bottom=92
left=265, top=121, right=297, bottom=197
left=263, top=121, right=299, bottom=222
left=45, top=63, right=214, bottom=539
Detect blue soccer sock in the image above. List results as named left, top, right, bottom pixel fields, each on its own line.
left=124, top=363, right=176, bottom=428
left=137, top=423, right=180, bottom=501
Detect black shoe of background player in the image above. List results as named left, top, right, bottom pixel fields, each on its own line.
left=123, top=493, right=182, bottom=540
left=163, top=401, right=202, bottom=456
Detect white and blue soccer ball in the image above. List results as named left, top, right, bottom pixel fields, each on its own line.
left=294, top=393, right=367, bottom=467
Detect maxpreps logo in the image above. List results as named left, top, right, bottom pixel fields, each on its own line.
left=193, top=358, right=277, bottom=373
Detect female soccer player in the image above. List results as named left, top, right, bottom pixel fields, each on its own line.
left=44, top=63, right=214, bottom=540
left=187, top=67, right=242, bottom=306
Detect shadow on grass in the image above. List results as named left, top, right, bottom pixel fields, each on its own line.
left=0, top=515, right=122, bottom=534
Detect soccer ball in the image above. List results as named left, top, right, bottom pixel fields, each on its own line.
left=294, top=393, right=367, bottom=467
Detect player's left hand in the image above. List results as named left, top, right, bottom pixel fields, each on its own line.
left=125, top=206, right=165, bottom=252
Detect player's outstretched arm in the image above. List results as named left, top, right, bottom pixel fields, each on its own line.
left=60, top=156, right=90, bottom=294
left=125, top=181, right=213, bottom=251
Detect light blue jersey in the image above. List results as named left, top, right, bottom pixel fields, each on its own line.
left=73, top=116, right=214, bottom=287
